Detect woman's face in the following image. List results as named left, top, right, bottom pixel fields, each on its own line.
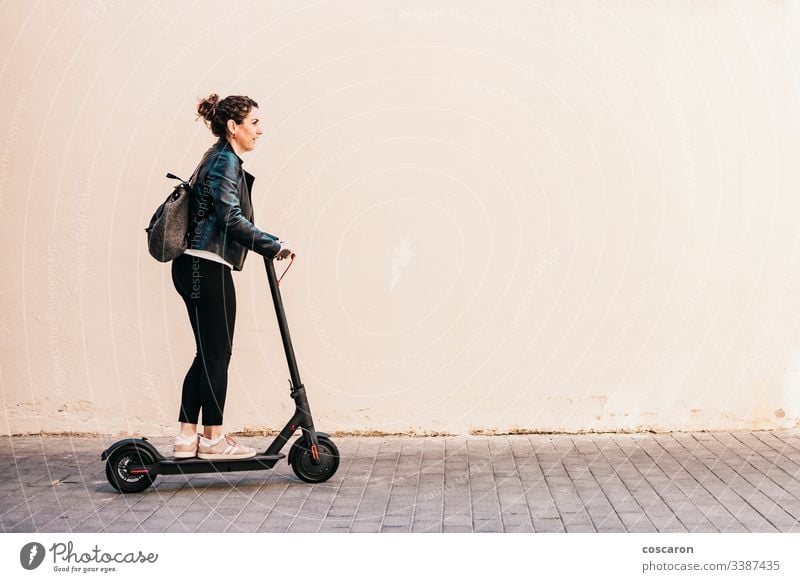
left=228, top=107, right=263, bottom=153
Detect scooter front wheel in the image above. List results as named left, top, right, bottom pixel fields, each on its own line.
left=289, top=435, right=340, bottom=483
left=105, top=444, right=156, bottom=493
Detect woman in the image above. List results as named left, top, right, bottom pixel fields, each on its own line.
left=170, top=94, right=294, bottom=460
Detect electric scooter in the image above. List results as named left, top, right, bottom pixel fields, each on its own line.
left=101, top=256, right=339, bottom=493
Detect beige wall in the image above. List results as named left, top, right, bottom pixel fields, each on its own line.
left=2, top=0, right=800, bottom=436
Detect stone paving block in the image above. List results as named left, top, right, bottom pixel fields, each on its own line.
left=411, top=520, right=441, bottom=533
left=350, top=521, right=382, bottom=533
left=326, top=507, right=357, bottom=519
left=532, top=517, right=564, bottom=532
left=500, top=513, right=533, bottom=526
left=470, top=478, right=496, bottom=493
left=472, top=509, right=501, bottom=521
left=560, top=511, right=593, bottom=526
left=416, top=493, right=443, bottom=507
left=503, top=521, right=534, bottom=533
left=528, top=507, right=560, bottom=520
left=441, top=525, right=471, bottom=533
left=328, top=498, right=359, bottom=510
left=501, top=503, right=530, bottom=516
left=318, top=523, right=352, bottom=533
left=296, top=501, right=332, bottom=515
left=68, top=519, right=109, bottom=532
left=139, top=513, right=178, bottom=529
left=257, top=521, right=290, bottom=533
left=472, top=519, right=502, bottom=532
left=382, top=515, right=412, bottom=528
left=443, top=501, right=471, bottom=513
left=354, top=503, right=390, bottom=518
left=596, top=523, right=626, bottom=533
left=40, top=520, right=72, bottom=532
left=386, top=509, right=414, bottom=521
left=103, top=519, right=144, bottom=533
left=551, top=502, right=587, bottom=514
left=287, top=521, right=320, bottom=533
left=442, top=513, right=472, bottom=527
left=386, top=495, right=416, bottom=508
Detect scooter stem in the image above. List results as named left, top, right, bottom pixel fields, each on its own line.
left=264, top=257, right=321, bottom=463
left=264, top=257, right=302, bottom=389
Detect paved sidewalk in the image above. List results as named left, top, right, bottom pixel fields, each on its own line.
left=1, top=431, right=799, bottom=533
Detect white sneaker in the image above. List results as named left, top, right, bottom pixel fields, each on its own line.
left=197, top=434, right=256, bottom=460
left=173, top=433, right=199, bottom=458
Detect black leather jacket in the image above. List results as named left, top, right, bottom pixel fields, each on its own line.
left=186, top=137, right=281, bottom=270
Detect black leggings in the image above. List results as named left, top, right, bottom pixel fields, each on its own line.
left=171, top=254, right=236, bottom=426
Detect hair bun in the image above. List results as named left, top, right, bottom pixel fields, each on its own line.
left=197, top=93, right=220, bottom=122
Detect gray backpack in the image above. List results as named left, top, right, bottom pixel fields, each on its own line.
left=145, top=172, right=195, bottom=262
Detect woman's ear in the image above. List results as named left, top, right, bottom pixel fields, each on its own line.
left=227, top=119, right=236, bottom=136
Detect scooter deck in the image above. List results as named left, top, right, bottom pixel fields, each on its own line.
left=141, top=453, right=286, bottom=476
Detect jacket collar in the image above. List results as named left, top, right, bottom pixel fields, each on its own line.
left=215, top=136, right=244, bottom=165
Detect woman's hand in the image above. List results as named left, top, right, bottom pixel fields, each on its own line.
left=276, top=240, right=296, bottom=260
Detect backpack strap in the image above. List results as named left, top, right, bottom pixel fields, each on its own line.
left=166, top=160, right=203, bottom=185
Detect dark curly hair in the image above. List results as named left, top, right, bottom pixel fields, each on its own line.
left=197, top=93, right=259, bottom=138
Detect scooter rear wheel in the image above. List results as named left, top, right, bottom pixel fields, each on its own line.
left=290, top=435, right=340, bottom=483
left=105, top=444, right=156, bottom=494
